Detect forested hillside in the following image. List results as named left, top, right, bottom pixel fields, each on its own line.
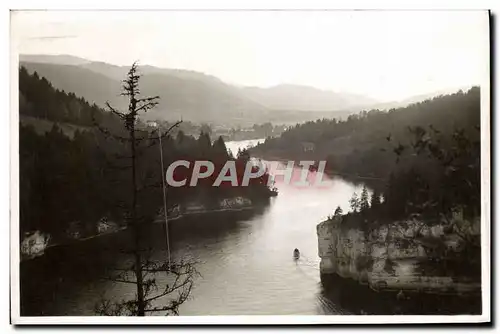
left=253, top=88, right=480, bottom=179
left=19, top=67, right=273, bottom=243
left=253, top=87, right=481, bottom=223
left=20, top=60, right=268, bottom=125
left=20, top=55, right=382, bottom=126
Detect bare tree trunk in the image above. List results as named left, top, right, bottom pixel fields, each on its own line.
left=130, top=124, right=145, bottom=316
left=93, top=63, right=196, bottom=317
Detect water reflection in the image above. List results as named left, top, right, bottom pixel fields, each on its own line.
left=21, top=139, right=369, bottom=316
left=319, top=273, right=482, bottom=315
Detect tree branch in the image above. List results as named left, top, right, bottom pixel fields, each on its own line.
left=105, top=101, right=126, bottom=119
left=145, top=121, right=183, bottom=148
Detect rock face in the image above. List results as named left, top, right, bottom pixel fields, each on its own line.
left=21, top=231, right=51, bottom=260
left=219, top=197, right=252, bottom=210
left=317, top=215, right=481, bottom=294
left=97, top=218, right=119, bottom=235
left=157, top=196, right=254, bottom=222
left=184, top=197, right=252, bottom=214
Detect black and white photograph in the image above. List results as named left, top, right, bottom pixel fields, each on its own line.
left=9, top=9, right=491, bottom=324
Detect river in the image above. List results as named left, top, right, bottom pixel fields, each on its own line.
left=20, top=139, right=369, bottom=316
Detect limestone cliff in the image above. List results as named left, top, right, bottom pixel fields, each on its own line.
left=317, top=213, right=481, bottom=294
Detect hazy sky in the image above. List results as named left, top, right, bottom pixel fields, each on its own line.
left=12, top=10, right=489, bottom=101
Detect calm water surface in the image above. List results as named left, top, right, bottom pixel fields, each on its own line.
left=21, top=139, right=367, bottom=316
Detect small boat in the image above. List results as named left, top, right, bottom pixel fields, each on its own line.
left=293, top=248, right=300, bottom=260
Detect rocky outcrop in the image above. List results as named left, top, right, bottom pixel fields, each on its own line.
left=21, top=231, right=50, bottom=260
left=97, top=218, right=120, bottom=235
left=157, top=196, right=254, bottom=222
left=219, top=197, right=253, bottom=210
left=183, top=196, right=253, bottom=214
left=317, top=213, right=481, bottom=295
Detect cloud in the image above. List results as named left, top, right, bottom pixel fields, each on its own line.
left=26, top=35, right=77, bottom=40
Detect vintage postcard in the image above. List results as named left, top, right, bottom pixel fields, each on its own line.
left=9, top=9, right=491, bottom=324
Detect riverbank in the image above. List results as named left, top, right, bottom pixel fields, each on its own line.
left=25, top=159, right=462, bottom=316
left=156, top=200, right=258, bottom=223
left=21, top=196, right=268, bottom=263
left=319, top=272, right=481, bottom=315
left=19, top=205, right=272, bottom=316
left=248, top=148, right=386, bottom=188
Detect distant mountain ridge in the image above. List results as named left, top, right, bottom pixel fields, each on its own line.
left=19, top=54, right=468, bottom=126
left=19, top=54, right=91, bottom=66
left=241, top=84, right=378, bottom=112
left=369, top=86, right=474, bottom=111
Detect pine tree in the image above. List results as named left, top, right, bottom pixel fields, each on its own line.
left=370, top=189, right=381, bottom=208
left=94, top=63, right=197, bottom=316
left=212, top=136, right=229, bottom=161
left=349, top=192, right=360, bottom=213
left=237, top=148, right=250, bottom=162
left=360, top=186, right=370, bottom=212
left=197, top=131, right=212, bottom=157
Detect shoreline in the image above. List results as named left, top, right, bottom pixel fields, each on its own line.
left=156, top=204, right=256, bottom=223
left=317, top=215, right=482, bottom=299
left=320, top=272, right=482, bottom=315
left=20, top=204, right=260, bottom=263
left=252, top=150, right=386, bottom=185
